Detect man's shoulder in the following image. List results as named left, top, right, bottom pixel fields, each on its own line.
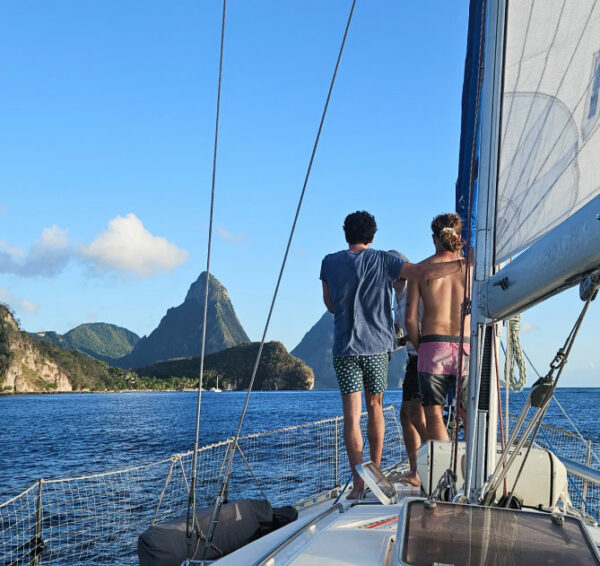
left=418, top=253, right=438, bottom=264
left=322, top=250, right=346, bottom=263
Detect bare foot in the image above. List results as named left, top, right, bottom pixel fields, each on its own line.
left=346, top=484, right=364, bottom=499
left=396, top=470, right=421, bottom=487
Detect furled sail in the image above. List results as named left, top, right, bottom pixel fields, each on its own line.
left=496, top=0, right=600, bottom=263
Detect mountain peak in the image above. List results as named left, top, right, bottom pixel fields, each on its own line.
left=116, top=272, right=248, bottom=369
left=184, top=272, right=227, bottom=304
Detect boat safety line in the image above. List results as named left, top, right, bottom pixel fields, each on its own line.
left=539, top=430, right=600, bottom=523
left=514, top=342, right=600, bottom=468
left=485, top=292, right=597, bottom=506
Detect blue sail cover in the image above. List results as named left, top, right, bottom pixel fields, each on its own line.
left=455, top=0, right=484, bottom=248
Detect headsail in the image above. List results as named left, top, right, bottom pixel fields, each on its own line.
left=496, top=0, right=600, bottom=263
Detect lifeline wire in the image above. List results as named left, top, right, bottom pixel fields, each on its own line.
left=185, top=0, right=227, bottom=562
left=518, top=335, right=600, bottom=467
left=200, top=1, right=357, bottom=558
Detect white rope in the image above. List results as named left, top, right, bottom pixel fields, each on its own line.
left=506, top=314, right=527, bottom=392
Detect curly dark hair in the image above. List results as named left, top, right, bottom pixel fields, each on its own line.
left=431, top=212, right=464, bottom=254
left=343, top=211, right=377, bottom=245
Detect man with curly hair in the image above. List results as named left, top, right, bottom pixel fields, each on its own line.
left=405, top=212, right=470, bottom=447
left=320, top=211, right=465, bottom=498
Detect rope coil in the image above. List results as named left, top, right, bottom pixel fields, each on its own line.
left=506, top=314, right=527, bottom=392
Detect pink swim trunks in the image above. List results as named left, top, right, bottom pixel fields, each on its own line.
left=417, top=335, right=470, bottom=376
left=417, top=335, right=470, bottom=408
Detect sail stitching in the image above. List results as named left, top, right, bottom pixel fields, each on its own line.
left=498, top=0, right=599, bottom=253
left=499, top=0, right=567, bottom=206
left=505, top=2, right=597, bottom=220
left=499, top=0, right=535, bottom=149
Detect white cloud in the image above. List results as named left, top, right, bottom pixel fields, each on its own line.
left=40, top=226, right=69, bottom=248
left=0, top=239, right=25, bottom=257
left=79, top=213, right=188, bottom=278
left=20, top=298, right=38, bottom=313
left=217, top=226, right=247, bottom=244
left=0, top=226, right=71, bottom=276
left=0, top=215, right=187, bottom=279
left=589, top=361, right=596, bottom=369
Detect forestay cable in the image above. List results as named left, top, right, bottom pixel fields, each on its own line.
left=199, top=1, right=357, bottom=560
left=185, top=0, right=228, bottom=562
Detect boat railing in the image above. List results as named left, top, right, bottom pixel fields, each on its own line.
left=0, top=406, right=403, bottom=566
left=507, top=414, right=600, bottom=520
left=2, top=409, right=598, bottom=566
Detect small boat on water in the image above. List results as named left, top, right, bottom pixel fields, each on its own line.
left=1, top=1, right=600, bottom=565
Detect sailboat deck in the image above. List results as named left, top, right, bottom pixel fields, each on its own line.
left=216, top=492, right=600, bottom=565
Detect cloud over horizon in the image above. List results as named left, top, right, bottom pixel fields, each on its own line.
left=0, top=214, right=188, bottom=279
left=79, top=213, right=188, bottom=277
left=0, top=226, right=72, bottom=276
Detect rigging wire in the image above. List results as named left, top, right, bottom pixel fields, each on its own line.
left=199, top=1, right=357, bottom=559
left=451, top=0, right=487, bottom=478
left=185, top=0, right=227, bottom=562
left=484, top=291, right=595, bottom=507
left=509, top=339, right=600, bottom=467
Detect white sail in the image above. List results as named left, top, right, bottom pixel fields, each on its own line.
left=496, top=0, right=600, bottom=263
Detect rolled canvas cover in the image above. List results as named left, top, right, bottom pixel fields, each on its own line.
left=138, top=499, right=273, bottom=565
left=496, top=0, right=600, bottom=262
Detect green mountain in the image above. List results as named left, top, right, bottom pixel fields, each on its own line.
left=136, top=341, right=314, bottom=391
left=116, top=272, right=249, bottom=369
left=32, top=323, right=140, bottom=363
left=291, top=311, right=407, bottom=389
left=0, top=304, right=136, bottom=393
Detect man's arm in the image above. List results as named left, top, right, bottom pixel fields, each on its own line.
left=322, top=281, right=334, bottom=313
left=405, top=279, right=421, bottom=351
left=399, top=259, right=464, bottom=281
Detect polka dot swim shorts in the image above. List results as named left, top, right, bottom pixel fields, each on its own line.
left=332, top=354, right=389, bottom=395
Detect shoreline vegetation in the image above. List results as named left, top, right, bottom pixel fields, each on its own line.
left=1, top=303, right=315, bottom=394
left=0, top=387, right=331, bottom=397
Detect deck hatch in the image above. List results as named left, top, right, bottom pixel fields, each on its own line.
left=399, top=501, right=600, bottom=565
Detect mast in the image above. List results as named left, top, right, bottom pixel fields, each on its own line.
left=464, top=0, right=507, bottom=501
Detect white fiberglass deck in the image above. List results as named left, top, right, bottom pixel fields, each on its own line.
left=216, top=490, right=600, bottom=566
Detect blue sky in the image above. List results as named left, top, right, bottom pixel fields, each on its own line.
left=0, top=1, right=597, bottom=387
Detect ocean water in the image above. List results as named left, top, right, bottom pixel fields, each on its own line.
left=1, top=388, right=599, bottom=502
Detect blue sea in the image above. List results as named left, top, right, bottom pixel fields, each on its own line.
left=1, top=388, right=599, bottom=502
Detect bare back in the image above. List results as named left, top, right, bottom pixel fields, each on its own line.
left=418, top=252, right=470, bottom=337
